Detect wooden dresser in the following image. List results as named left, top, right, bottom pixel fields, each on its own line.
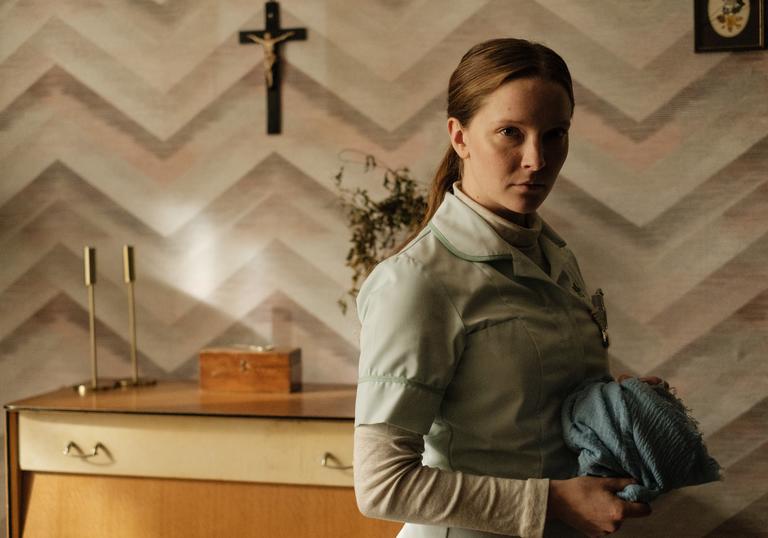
left=4, top=381, right=401, bottom=538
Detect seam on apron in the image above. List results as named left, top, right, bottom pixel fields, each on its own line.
left=358, top=375, right=445, bottom=395
left=519, top=318, right=546, bottom=478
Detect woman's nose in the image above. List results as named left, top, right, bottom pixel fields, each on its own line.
left=522, top=139, right=546, bottom=170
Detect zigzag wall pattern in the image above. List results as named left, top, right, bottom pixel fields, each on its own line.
left=1, top=1, right=767, bottom=535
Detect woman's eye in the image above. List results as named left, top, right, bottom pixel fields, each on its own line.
left=549, top=128, right=569, bottom=139
left=500, top=127, right=522, bottom=138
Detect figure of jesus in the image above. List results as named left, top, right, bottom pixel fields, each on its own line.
left=247, top=31, right=295, bottom=88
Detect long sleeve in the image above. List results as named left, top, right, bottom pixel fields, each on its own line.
left=354, top=422, right=550, bottom=538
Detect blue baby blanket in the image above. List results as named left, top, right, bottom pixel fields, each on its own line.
left=561, top=375, right=722, bottom=503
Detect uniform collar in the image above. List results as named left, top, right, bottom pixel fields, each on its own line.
left=428, top=190, right=569, bottom=284
left=452, top=180, right=543, bottom=250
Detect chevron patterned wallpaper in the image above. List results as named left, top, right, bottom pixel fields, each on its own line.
left=1, top=1, right=767, bottom=536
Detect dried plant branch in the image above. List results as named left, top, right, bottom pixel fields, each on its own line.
left=332, top=150, right=428, bottom=315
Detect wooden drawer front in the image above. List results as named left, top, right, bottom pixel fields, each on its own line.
left=18, top=411, right=354, bottom=486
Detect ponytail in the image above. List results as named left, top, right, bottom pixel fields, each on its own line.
left=387, top=146, right=460, bottom=257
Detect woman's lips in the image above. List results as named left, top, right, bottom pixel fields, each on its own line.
left=512, top=182, right=547, bottom=191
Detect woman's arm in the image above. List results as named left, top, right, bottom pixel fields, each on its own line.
left=354, top=422, right=549, bottom=537
left=355, top=423, right=654, bottom=538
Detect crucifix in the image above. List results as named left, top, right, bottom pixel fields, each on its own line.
left=239, top=1, right=307, bottom=135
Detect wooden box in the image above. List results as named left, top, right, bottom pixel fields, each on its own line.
left=199, top=347, right=302, bottom=393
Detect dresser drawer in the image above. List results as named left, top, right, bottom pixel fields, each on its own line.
left=18, top=411, right=355, bottom=486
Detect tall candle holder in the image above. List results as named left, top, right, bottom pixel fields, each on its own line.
left=74, top=246, right=119, bottom=395
left=118, top=245, right=156, bottom=388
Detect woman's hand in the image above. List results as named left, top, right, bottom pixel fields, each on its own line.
left=546, top=476, right=652, bottom=537
left=616, top=374, right=669, bottom=390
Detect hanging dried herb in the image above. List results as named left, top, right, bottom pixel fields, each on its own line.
left=333, top=151, right=428, bottom=315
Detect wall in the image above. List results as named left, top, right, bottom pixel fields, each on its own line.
left=1, top=1, right=767, bottom=535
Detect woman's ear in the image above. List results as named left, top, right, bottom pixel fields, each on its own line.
left=447, top=117, right=469, bottom=159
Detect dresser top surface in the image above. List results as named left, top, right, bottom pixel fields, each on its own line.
left=4, top=380, right=357, bottom=420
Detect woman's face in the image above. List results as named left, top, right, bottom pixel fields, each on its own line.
left=448, top=77, right=572, bottom=223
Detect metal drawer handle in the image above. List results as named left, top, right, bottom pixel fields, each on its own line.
left=63, top=441, right=107, bottom=458
left=320, top=452, right=353, bottom=470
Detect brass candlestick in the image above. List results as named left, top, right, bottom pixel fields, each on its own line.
left=118, top=245, right=156, bottom=388
left=74, top=247, right=118, bottom=395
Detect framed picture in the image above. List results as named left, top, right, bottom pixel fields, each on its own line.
left=694, top=0, right=767, bottom=52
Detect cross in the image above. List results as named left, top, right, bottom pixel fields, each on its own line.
left=239, top=1, right=307, bottom=135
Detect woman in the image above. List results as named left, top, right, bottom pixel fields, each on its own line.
left=353, top=38, right=661, bottom=538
